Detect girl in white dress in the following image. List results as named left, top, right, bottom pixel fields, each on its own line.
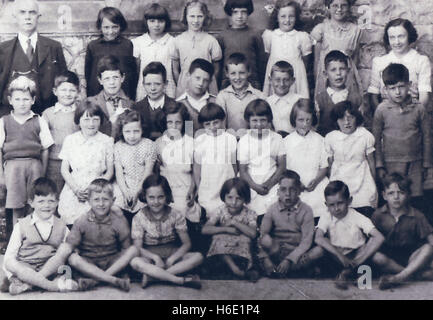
left=132, top=3, right=176, bottom=100
left=194, top=103, right=237, bottom=218
left=58, top=101, right=114, bottom=226
left=283, top=100, right=329, bottom=222
left=112, top=110, right=156, bottom=223
left=238, top=99, right=286, bottom=224
left=368, top=18, right=431, bottom=110
left=325, top=101, right=377, bottom=217
left=262, top=0, right=312, bottom=98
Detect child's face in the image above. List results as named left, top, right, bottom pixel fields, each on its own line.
left=147, top=18, right=166, bottom=37
left=295, top=109, right=313, bottom=136
left=186, top=5, right=205, bottom=32
left=385, top=81, right=411, bottom=105
left=79, top=112, right=101, bottom=137
left=387, top=25, right=410, bottom=55
left=101, top=17, right=121, bottom=41
left=88, top=190, right=114, bottom=219
left=29, top=193, right=58, bottom=221
left=203, top=119, right=223, bottom=136
left=383, top=182, right=409, bottom=211
left=271, top=71, right=294, bottom=97
left=278, top=178, right=301, bottom=208
left=143, top=73, right=166, bottom=101
left=98, top=70, right=125, bottom=97
left=329, top=0, right=350, bottom=22
left=188, top=68, right=211, bottom=97
left=226, top=63, right=250, bottom=91
left=337, top=110, right=357, bottom=135
left=166, top=112, right=183, bottom=137
left=278, top=6, right=297, bottom=32
left=14, top=1, right=39, bottom=35
left=53, top=82, right=79, bottom=107
left=230, top=7, right=249, bottom=29
left=224, top=188, right=245, bottom=215
left=325, top=191, right=351, bottom=220
left=249, top=115, right=270, bottom=132
left=8, top=90, right=34, bottom=116
left=122, top=121, right=142, bottom=146
left=145, top=185, right=167, bottom=214
left=325, top=60, right=348, bottom=90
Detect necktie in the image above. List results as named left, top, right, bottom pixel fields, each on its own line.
left=25, top=38, right=34, bottom=62
left=108, top=96, right=121, bottom=111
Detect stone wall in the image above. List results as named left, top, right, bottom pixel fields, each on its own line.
left=0, top=0, right=432, bottom=96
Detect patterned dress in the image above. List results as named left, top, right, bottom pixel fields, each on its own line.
left=207, top=205, right=257, bottom=269
left=113, top=138, right=157, bottom=212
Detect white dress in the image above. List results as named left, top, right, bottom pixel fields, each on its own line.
left=58, top=131, right=114, bottom=225
left=194, top=132, right=237, bottom=217
left=368, top=49, right=432, bottom=100
left=284, top=130, right=329, bottom=218
left=156, top=134, right=194, bottom=214
left=238, top=130, right=284, bottom=215
left=132, top=33, right=176, bottom=100
left=262, top=29, right=312, bottom=98
left=325, top=127, right=377, bottom=208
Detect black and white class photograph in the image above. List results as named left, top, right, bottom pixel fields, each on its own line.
left=0, top=0, right=433, bottom=303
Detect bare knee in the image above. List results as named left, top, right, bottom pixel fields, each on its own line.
left=371, top=252, right=388, bottom=266
left=260, top=234, right=273, bottom=250
left=67, top=253, right=81, bottom=267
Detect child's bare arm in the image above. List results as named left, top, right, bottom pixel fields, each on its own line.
left=263, top=154, right=286, bottom=190
left=239, top=163, right=265, bottom=194
left=351, top=228, right=385, bottom=267
left=166, top=230, right=192, bottom=267
left=427, top=234, right=433, bottom=247
left=213, top=61, right=221, bottom=91
left=61, top=159, right=79, bottom=192
left=230, top=221, right=256, bottom=239
left=202, top=217, right=238, bottom=235
left=315, top=228, right=351, bottom=268
left=41, top=148, right=49, bottom=177
left=172, top=59, right=180, bottom=85
left=366, top=152, right=376, bottom=181
left=192, top=161, right=201, bottom=193
left=419, top=92, right=430, bottom=109
left=101, top=155, right=114, bottom=181
left=306, top=167, right=328, bottom=192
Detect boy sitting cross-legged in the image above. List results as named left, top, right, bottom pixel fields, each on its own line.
left=1, top=178, right=79, bottom=295
left=64, top=178, right=138, bottom=292
left=315, top=180, right=385, bottom=290
left=371, top=172, right=433, bottom=290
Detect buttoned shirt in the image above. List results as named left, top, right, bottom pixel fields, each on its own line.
left=266, top=92, right=302, bottom=133
left=148, top=95, right=165, bottom=110
left=18, top=32, right=38, bottom=54
left=177, top=91, right=211, bottom=113
left=326, top=87, right=349, bottom=104
left=52, top=102, right=76, bottom=114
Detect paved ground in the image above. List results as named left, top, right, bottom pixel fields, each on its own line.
left=1, top=255, right=433, bottom=300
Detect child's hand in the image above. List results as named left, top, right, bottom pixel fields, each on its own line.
left=186, top=189, right=197, bottom=207
left=152, top=255, right=165, bottom=268
left=276, top=259, right=292, bottom=274
left=338, top=254, right=353, bottom=269
left=75, top=188, right=88, bottom=202
left=166, top=256, right=177, bottom=268
left=305, top=179, right=318, bottom=192
left=225, top=227, right=240, bottom=235
left=255, top=184, right=269, bottom=196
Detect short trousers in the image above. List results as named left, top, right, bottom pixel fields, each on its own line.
left=4, top=158, right=42, bottom=209
left=385, top=160, right=423, bottom=196
left=380, top=244, right=424, bottom=267
left=144, top=242, right=179, bottom=260
left=82, top=252, right=121, bottom=271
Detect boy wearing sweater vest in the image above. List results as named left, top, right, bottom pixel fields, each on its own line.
left=42, top=71, right=80, bottom=192
left=1, top=178, right=79, bottom=295
left=0, top=76, right=54, bottom=243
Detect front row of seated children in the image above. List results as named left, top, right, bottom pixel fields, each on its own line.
left=2, top=169, right=433, bottom=295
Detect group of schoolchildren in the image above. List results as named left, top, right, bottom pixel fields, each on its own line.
left=1, top=0, right=433, bottom=296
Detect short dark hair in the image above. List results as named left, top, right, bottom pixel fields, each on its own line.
left=142, top=61, right=167, bottom=83
left=74, top=100, right=106, bottom=125
left=279, top=170, right=302, bottom=189
left=270, top=61, right=294, bottom=78
left=54, top=70, right=80, bottom=88
left=182, top=0, right=212, bottom=29
left=88, top=178, right=114, bottom=198
left=142, top=3, right=171, bottom=33
left=382, top=172, right=412, bottom=195
left=29, top=177, right=58, bottom=200
left=244, top=99, right=273, bottom=123
left=138, top=174, right=173, bottom=204
left=290, top=98, right=318, bottom=128
left=330, top=100, right=364, bottom=127
left=225, top=52, right=250, bottom=71
left=383, top=18, right=418, bottom=48
left=114, top=109, right=149, bottom=142
left=220, top=177, right=251, bottom=204
left=324, top=180, right=351, bottom=200
left=198, top=102, right=226, bottom=123
left=188, top=58, right=214, bottom=78
left=269, top=0, right=303, bottom=30
left=382, top=63, right=410, bottom=86
left=223, top=0, right=254, bottom=16
left=324, top=50, right=349, bottom=69
left=96, top=55, right=123, bottom=78
left=96, top=7, right=128, bottom=33
left=158, top=102, right=191, bottom=136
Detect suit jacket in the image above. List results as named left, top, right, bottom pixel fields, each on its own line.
left=0, top=35, right=68, bottom=116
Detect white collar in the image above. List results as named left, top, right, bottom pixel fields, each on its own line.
left=53, top=102, right=76, bottom=114
left=148, top=95, right=165, bottom=110
left=178, top=91, right=211, bottom=112
left=327, top=87, right=349, bottom=103
left=31, top=213, right=54, bottom=226
left=268, top=92, right=300, bottom=104
left=18, top=32, right=38, bottom=50
left=274, top=28, right=297, bottom=36
left=10, top=111, right=37, bottom=124
left=142, top=33, right=171, bottom=45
